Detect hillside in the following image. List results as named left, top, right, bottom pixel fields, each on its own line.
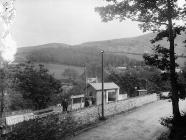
left=16, top=33, right=186, bottom=66
left=16, top=43, right=70, bottom=62
left=77, top=33, right=185, bottom=55
left=35, top=63, right=84, bottom=80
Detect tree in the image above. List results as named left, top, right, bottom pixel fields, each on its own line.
left=0, top=64, right=6, bottom=117
left=13, top=62, right=62, bottom=110
left=0, top=59, right=13, bottom=117
left=96, top=0, right=186, bottom=119
left=106, top=70, right=139, bottom=97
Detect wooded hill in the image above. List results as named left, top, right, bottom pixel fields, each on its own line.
left=15, top=33, right=186, bottom=67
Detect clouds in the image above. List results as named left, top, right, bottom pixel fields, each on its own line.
left=12, top=0, right=143, bottom=47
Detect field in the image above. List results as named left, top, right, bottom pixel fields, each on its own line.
left=35, top=63, right=84, bottom=79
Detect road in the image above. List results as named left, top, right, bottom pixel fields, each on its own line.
left=67, top=100, right=186, bottom=140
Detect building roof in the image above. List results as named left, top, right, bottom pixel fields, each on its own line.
left=88, top=82, right=119, bottom=91
left=71, top=94, right=85, bottom=99
left=137, top=89, right=147, bottom=92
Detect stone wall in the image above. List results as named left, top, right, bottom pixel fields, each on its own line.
left=70, top=93, right=158, bottom=126
left=2, top=94, right=158, bottom=129
left=72, top=106, right=99, bottom=126
left=2, top=94, right=159, bottom=139
left=104, top=93, right=158, bottom=117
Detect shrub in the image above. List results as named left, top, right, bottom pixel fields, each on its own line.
left=159, top=114, right=186, bottom=140
left=157, top=132, right=170, bottom=140
left=3, top=113, right=77, bottom=140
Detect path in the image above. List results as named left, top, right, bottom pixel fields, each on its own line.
left=67, top=100, right=186, bottom=140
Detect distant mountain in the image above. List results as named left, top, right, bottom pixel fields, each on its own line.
left=18, top=43, right=69, bottom=53
left=16, top=33, right=186, bottom=66
left=16, top=43, right=70, bottom=62
left=77, top=33, right=185, bottom=55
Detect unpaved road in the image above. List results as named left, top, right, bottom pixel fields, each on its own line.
left=67, top=100, right=186, bottom=140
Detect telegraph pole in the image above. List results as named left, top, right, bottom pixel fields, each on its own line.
left=84, top=64, right=87, bottom=95
left=100, top=50, right=105, bottom=120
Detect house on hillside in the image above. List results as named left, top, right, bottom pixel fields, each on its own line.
left=87, top=82, right=127, bottom=105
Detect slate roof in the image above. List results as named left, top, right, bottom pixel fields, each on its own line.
left=88, top=82, right=119, bottom=91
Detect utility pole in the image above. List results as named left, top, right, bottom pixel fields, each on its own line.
left=84, top=64, right=87, bottom=96
left=0, top=62, right=5, bottom=119
left=0, top=89, right=4, bottom=119
left=100, top=50, right=105, bottom=120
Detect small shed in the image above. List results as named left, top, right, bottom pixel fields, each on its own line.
left=136, top=89, right=147, bottom=96
left=87, top=82, right=120, bottom=105
left=70, top=94, right=85, bottom=110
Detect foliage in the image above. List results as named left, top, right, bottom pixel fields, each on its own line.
left=148, top=72, right=170, bottom=93
left=177, top=65, right=186, bottom=99
left=4, top=113, right=77, bottom=140
left=160, top=113, right=186, bottom=140
left=0, top=65, right=7, bottom=117
left=95, top=0, right=186, bottom=119
left=12, top=62, right=62, bottom=110
left=157, top=132, right=169, bottom=140
left=107, top=71, right=139, bottom=96
left=143, top=45, right=177, bottom=71
left=6, top=91, right=33, bottom=111
left=106, top=66, right=167, bottom=96
left=95, top=0, right=185, bottom=31
left=1, top=63, right=34, bottom=112
left=25, top=45, right=144, bottom=68
left=0, top=62, right=14, bottom=116
left=62, top=79, right=85, bottom=101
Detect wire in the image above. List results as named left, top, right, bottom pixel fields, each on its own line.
left=104, top=50, right=186, bottom=58
left=104, top=51, right=143, bottom=56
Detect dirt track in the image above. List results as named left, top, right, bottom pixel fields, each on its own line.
left=67, top=100, right=186, bottom=140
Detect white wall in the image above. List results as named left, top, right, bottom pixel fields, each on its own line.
left=118, top=94, right=128, bottom=101
left=71, top=103, right=85, bottom=110
left=96, top=91, right=105, bottom=105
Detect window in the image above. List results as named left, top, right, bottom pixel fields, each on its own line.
left=108, top=91, right=116, bottom=102
left=73, top=98, right=81, bottom=104
left=89, top=91, right=93, bottom=96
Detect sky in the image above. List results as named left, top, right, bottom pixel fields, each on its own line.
left=10, top=0, right=185, bottom=47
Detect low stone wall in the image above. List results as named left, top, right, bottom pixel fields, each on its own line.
left=69, top=93, right=158, bottom=126
left=2, top=94, right=158, bottom=129
left=104, top=93, right=158, bottom=116
left=72, top=106, right=99, bottom=126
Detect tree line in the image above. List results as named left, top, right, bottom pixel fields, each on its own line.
left=25, top=46, right=144, bottom=68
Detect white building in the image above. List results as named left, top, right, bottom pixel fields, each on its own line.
left=87, top=82, right=127, bottom=105
left=70, top=94, right=85, bottom=110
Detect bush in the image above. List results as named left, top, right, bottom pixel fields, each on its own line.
left=159, top=114, right=186, bottom=140
left=3, top=113, right=77, bottom=140
left=157, top=132, right=170, bottom=140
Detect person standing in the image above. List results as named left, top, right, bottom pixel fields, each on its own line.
left=62, top=98, right=68, bottom=112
